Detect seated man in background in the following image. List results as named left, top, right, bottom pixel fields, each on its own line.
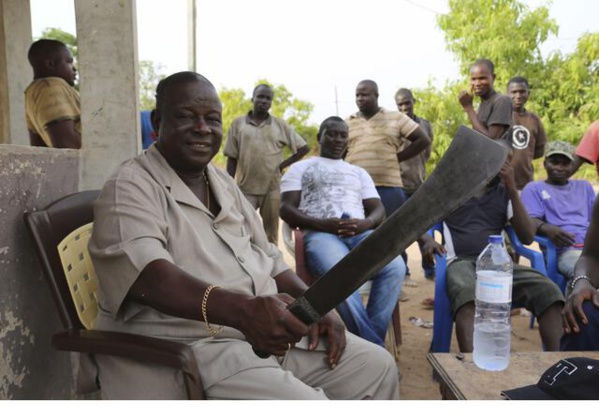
left=89, top=72, right=399, bottom=400
left=561, top=196, right=599, bottom=350
left=421, top=156, right=565, bottom=352
left=280, top=116, right=406, bottom=347
left=25, top=39, right=81, bottom=149
left=521, top=141, right=595, bottom=280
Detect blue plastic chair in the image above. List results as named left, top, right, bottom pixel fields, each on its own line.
left=429, top=223, right=558, bottom=353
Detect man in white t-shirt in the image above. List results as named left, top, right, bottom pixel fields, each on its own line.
left=280, top=116, right=406, bottom=346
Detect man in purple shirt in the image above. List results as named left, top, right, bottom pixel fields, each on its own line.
left=521, top=141, right=596, bottom=279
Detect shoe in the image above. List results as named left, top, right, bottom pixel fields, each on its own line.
left=424, top=271, right=435, bottom=281
left=399, top=291, right=410, bottom=302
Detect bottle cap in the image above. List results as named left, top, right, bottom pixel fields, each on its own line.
left=488, top=235, right=503, bottom=244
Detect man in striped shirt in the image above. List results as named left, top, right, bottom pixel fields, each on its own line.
left=345, top=80, right=431, bottom=218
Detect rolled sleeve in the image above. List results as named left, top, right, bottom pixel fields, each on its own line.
left=89, top=167, right=172, bottom=317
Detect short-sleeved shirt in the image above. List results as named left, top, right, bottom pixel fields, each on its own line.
left=280, top=156, right=379, bottom=220
left=477, top=91, right=512, bottom=139
left=443, top=183, right=513, bottom=263
left=88, top=144, right=289, bottom=388
left=24, top=77, right=81, bottom=147
left=224, top=112, right=307, bottom=195
left=576, top=120, right=599, bottom=175
left=510, top=110, right=548, bottom=189
left=345, top=108, right=419, bottom=188
left=399, top=116, right=433, bottom=193
left=521, top=180, right=595, bottom=252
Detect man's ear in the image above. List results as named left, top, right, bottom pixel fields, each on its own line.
left=151, top=109, right=160, bottom=135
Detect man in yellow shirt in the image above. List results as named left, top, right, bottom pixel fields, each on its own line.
left=24, top=39, right=81, bottom=149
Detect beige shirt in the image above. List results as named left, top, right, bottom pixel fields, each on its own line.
left=24, top=77, right=81, bottom=147
left=224, top=113, right=307, bottom=195
left=345, top=108, right=419, bottom=188
left=399, top=116, right=433, bottom=194
left=88, top=145, right=289, bottom=388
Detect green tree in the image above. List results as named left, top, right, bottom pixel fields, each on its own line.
left=414, top=0, right=599, bottom=181
left=215, top=80, right=318, bottom=167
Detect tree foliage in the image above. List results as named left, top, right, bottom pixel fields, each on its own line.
left=215, top=80, right=318, bottom=166
left=415, top=0, right=599, bottom=180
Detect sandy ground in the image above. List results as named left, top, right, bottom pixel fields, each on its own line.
left=278, top=229, right=546, bottom=400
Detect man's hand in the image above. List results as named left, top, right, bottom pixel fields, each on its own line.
left=543, top=224, right=576, bottom=248
left=337, top=218, right=372, bottom=237
left=307, top=311, right=346, bottom=369
left=562, top=282, right=599, bottom=334
left=498, top=160, right=517, bottom=192
left=420, top=235, right=446, bottom=265
left=237, top=293, right=310, bottom=357
left=458, top=90, right=474, bottom=110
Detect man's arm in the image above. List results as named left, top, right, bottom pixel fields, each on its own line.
left=29, top=131, right=47, bottom=147
left=279, top=145, right=310, bottom=173
left=396, top=125, right=431, bottom=163
left=280, top=190, right=343, bottom=234
left=535, top=218, right=575, bottom=248
left=226, top=157, right=237, bottom=178
left=501, top=161, right=535, bottom=244
left=533, top=117, right=547, bottom=159
left=45, top=119, right=81, bottom=149
left=458, top=91, right=508, bottom=139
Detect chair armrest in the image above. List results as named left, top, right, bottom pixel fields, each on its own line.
left=505, top=226, right=548, bottom=276
left=52, top=329, right=205, bottom=399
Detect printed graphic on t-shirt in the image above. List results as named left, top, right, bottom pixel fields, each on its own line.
left=511, top=125, right=531, bottom=150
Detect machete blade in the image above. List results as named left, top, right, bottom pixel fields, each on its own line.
left=287, top=125, right=508, bottom=324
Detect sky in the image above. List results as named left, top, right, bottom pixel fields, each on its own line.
left=30, top=0, right=598, bottom=125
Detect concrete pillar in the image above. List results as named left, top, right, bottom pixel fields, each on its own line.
left=0, top=0, right=32, bottom=145
left=0, top=145, right=79, bottom=399
left=74, top=0, right=140, bottom=191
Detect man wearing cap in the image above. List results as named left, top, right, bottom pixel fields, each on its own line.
left=521, top=141, right=596, bottom=280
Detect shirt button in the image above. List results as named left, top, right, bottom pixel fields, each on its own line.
left=238, top=256, right=245, bottom=263
left=212, top=223, right=219, bottom=230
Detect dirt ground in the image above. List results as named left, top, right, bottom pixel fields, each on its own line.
left=278, top=232, right=545, bottom=400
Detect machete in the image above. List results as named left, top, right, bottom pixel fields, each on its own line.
left=254, top=125, right=508, bottom=357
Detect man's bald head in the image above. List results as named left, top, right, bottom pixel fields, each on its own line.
left=155, top=71, right=216, bottom=114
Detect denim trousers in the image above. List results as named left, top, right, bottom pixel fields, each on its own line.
left=304, top=229, right=406, bottom=346
left=558, top=249, right=583, bottom=280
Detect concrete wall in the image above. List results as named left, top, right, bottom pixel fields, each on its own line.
left=0, top=145, right=80, bottom=399
left=0, top=0, right=32, bottom=145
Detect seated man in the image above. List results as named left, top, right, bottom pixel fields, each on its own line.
left=561, top=196, right=599, bottom=350
left=422, top=157, right=565, bottom=352
left=280, top=116, right=405, bottom=347
left=521, top=141, right=595, bottom=279
left=88, top=72, right=399, bottom=400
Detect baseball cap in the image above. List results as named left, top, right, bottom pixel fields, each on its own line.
left=501, top=357, right=599, bottom=400
left=545, top=140, right=574, bottom=161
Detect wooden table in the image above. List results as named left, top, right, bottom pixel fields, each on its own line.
left=427, top=351, right=599, bottom=400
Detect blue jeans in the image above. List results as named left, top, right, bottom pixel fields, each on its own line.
left=304, top=229, right=406, bottom=346
left=558, top=249, right=583, bottom=280
left=560, top=301, right=599, bottom=350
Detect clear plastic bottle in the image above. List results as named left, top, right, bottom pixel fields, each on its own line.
left=473, top=235, right=514, bottom=371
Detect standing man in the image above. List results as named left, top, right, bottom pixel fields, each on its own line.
left=345, top=80, right=431, bottom=220
left=458, top=58, right=512, bottom=140
left=506, top=76, right=548, bottom=190
left=24, top=39, right=81, bottom=149
left=225, top=84, right=310, bottom=245
left=395, top=88, right=435, bottom=282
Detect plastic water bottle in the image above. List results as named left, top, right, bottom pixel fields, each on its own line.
left=473, top=235, right=513, bottom=371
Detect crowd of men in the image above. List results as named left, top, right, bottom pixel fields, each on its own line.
left=23, top=38, right=599, bottom=399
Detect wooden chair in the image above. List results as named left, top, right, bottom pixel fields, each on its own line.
left=24, top=190, right=205, bottom=399
left=290, top=227, right=402, bottom=356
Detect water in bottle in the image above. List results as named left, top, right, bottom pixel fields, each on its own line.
left=473, top=234, right=513, bottom=371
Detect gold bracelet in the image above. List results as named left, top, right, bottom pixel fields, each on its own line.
left=201, top=285, right=224, bottom=336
